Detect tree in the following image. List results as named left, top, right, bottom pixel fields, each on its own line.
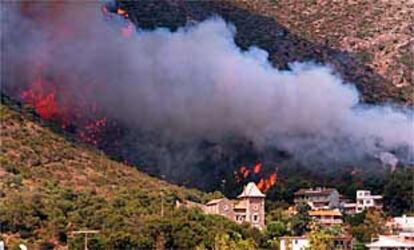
left=37, top=241, right=55, bottom=250
left=267, top=221, right=287, bottom=239
left=290, top=203, right=311, bottom=236
left=266, top=207, right=291, bottom=224
left=264, top=221, right=287, bottom=249
left=212, top=233, right=256, bottom=250
left=383, top=167, right=414, bottom=216
left=351, top=209, right=387, bottom=242
left=344, top=210, right=366, bottom=227
left=307, top=229, right=334, bottom=250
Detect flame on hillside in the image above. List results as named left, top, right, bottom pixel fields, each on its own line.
left=101, top=5, right=134, bottom=38
left=252, top=162, right=262, bottom=174
left=20, top=67, right=109, bottom=145
left=15, top=3, right=134, bottom=145
left=234, top=162, right=277, bottom=193
left=20, top=72, right=59, bottom=120
left=257, top=172, right=277, bottom=193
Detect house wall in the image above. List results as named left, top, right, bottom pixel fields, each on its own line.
left=356, top=190, right=383, bottom=213
left=280, top=238, right=309, bottom=250
left=217, top=199, right=235, bottom=221
left=294, top=190, right=339, bottom=209
left=245, top=197, right=265, bottom=230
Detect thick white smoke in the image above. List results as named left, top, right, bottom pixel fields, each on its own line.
left=3, top=2, right=414, bottom=164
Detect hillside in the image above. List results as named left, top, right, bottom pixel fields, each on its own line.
left=1, top=1, right=413, bottom=248
left=0, top=95, right=259, bottom=249
left=120, top=0, right=413, bottom=104
left=1, top=97, right=413, bottom=249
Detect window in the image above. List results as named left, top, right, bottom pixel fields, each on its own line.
left=253, top=204, right=259, bottom=211
left=223, top=204, right=229, bottom=211
left=253, top=214, right=259, bottom=222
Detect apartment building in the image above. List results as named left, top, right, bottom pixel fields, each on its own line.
left=356, top=190, right=383, bottom=213
left=294, top=187, right=340, bottom=209
left=309, top=209, right=343, bottom=227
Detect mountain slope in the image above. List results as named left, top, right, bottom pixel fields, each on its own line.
left=0, top=95, right=258, bottom=249
left=119, top=0, right=413, bottom=104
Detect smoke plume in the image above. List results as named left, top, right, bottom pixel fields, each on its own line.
left=2, top=2, right=413, bottom=168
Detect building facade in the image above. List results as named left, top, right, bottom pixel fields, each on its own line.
left=308, top=209, right=343, bottom=227
left=294, top=187, right=340, bottom=209
left=280, top=236, right=309, bottom=250
left=177, top=182, right=266, bottom=230
left=388, top=215, right=414, bottom=233
left=235, top=183, right=266, bottom=229
left=280, top=236, right=352, bottom=250
left=366, top=233, right=414, bottom=250
left=356, top=190, right=383, bottom=213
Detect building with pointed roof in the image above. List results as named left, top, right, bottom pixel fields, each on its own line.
left=238, top=182, right=266, bottom=198
left=234, top=182, right=266, bottom=229
left=177, top=182, right=266, bottom=230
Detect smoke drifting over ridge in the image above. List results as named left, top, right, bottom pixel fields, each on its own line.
left=2, top=2, right=413, bottom=166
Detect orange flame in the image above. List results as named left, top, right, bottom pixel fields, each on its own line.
left=105, top=7, right=133, bottom=38
left=20, top=77, right=58, bottom=120
left=252, top=162, right=262, bottom=174
left=257, top=172, right=277, bottom=193
left=16, top=3, right=110, bottom=146
left=234, top=162, right=278, bottom=192
left=20, top=67, right=108, bottom=144
left=116, top=8, right=128, bottom=17
left=239, top=166, right=250, bottom=178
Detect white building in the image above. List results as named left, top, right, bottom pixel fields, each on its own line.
left=366, top=233, right=414, bottom=250
left=342, top=202, right=357, bottom=215
left=390, top=215, right=414, bottom=233
left=280, top=236, right=352, bottom=250
left=356, top=190, right=382, bottom=213
left=280, top=236, right=309, bottom=250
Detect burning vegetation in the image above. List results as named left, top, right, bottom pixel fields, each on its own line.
left=234, top=163, right=277, bottom=193
left=2, top=1, right=413, bottom=196
left=13, top=3, right=134, bottom=145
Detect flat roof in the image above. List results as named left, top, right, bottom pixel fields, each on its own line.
left=309, top=209, right=342, bottom=217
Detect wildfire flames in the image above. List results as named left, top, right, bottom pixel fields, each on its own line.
left=15, top=3, right=132, bottom=145
left=257, top=172, right=277, bottom=193
left=252, top=162, right=262, bottom=174
left=20, top=73, right=59, bottom=120
left=19, top=67, right=109, bottom=145
left=102, top=5, right=134, bottom=38
left=234, top=162, right=277, bottom=193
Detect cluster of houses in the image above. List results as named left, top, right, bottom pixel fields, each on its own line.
left=178, top=183, right=414, bottom=250
left=280, top=214, right=414, bottom=250
left=284, top=187, right=414, bottom=250
left=292, top=187, right=383, bottom=226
